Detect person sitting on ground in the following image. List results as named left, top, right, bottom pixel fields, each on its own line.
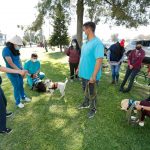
left=135, top=97, right=150, bottom=126
left=24, top=53, right=45, bottom=89
left=0, top=65, right=27, bottom=134
left=65, top=39, right=81, bottom=82
left=120, top=43, right=145, bottom=93
left=107, top=39, right=125, bottom=84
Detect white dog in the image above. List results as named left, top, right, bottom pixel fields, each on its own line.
left=45, top=78, right=68, bottom=97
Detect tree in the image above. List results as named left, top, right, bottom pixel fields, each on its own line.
left=32, top=0, right=150, bottom=46
left=48, top=2, right=69, bottom=52
left=111, top=33, right=119, bottom=42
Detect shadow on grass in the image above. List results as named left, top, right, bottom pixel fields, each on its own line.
left=1, top=58, right=150, bottom=150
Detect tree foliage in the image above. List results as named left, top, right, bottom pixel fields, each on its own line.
left=32, top=0, right=150, bottom=45
left=48, top=2, right=70, bottom=52
left=86, top=0, right=150, bottom=27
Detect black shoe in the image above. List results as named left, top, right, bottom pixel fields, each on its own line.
left=111, top=81, right=115, bottom=84
left=6, top=112, right=13, bottom=118
left=119, top=88, right=123, bottom=92
left=122, top=89, right=129, bottom=93
left=78, top=103, right=90, bottom=109
left=88, top=109, right=97, bottom=118
left=0, top=128, right=12, bottom=134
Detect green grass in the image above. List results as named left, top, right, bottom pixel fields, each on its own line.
left=0, top=52, right=150, bottom=150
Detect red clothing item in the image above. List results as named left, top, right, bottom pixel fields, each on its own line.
left=65, top=48, right=80, bottom=63
left=128, top=49, right=145, bottom=69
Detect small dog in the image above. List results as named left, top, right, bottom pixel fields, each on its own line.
left=121, top=99, right=140, bottom=111
left=45, top=78, right=68, bottom=97
left=32, top=78, right=46, bottom=92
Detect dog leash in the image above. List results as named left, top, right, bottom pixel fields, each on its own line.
left=126, top=104, right=141, bottom=125
left=84, top=82, right=97, bottom=101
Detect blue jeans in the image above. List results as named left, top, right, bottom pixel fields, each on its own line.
left=27, top=72, right=45, bottom=88
left=111, top=65, right=120, bottom=82
left=7, top=74, right=26, bottom=105
left=81, top=78, right=98, bottom=109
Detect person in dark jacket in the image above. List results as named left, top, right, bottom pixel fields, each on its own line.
left=108, top=40, right=125, bottom=84
left=65, top=39, right=81, bottom=82
left=120, top=44, right=145, bottom=92
left=0, top=65, right=27, bottom=134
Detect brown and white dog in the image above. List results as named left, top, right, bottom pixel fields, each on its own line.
left=45, top=78, right=68, bottom=97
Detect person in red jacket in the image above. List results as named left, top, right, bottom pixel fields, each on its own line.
left=120, top=44, right=145, bottom=92
left=65, top=39, right=81, bottom=82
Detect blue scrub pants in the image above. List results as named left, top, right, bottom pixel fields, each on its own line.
left=7, top=74, right=26, bottom=105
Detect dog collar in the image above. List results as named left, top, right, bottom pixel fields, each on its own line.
left=49, top=83, right=58, bottom=90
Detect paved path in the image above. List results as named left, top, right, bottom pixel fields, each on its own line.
left=0, top=46, right=62, bottom=66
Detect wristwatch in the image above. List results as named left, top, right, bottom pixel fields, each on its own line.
left=141, top=106, right=144, bottom=111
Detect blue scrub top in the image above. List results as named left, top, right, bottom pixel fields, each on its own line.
left=79, top=37, right=104, bottom=80
left=24, top=60, right=40, bottom=74
left=2, top=47, right=22, bottom=69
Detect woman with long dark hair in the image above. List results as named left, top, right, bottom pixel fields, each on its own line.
left=65, top=39, right=81, bottom=82
left=2, top=35, right=31, bottom=108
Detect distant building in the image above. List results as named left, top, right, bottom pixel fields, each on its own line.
left=0, top=32, right=6, bottom=45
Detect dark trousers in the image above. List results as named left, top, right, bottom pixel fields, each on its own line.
left=0, top=87, right=7, bottom=131
left=140, top=100, right=150, bottom=121
left=82, top=78, right=97, bottom=109
left=120, top=67, right=140, bottom=92
left=69, top=63, right=79, bottom=79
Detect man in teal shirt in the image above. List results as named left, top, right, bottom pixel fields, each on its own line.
left=78, top=22, right=104, bottom=118
left=24, top=53, right=45, bottom=88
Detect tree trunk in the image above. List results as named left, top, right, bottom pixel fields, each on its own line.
left=60, top=45, right=62, bottom=52
left=76, top=0, right=84, bottom=47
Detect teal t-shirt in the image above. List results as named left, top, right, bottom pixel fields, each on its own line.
left=79, top=37, right=104, bottom=80
left=24, top=60, right=40, bottom=74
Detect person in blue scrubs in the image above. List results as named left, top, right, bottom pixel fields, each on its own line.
left=0, top=65, right=27, bottom=134
left=2, top=35, right=31, bottom=108
left=78, top=22, right=104, bottom=118
left=24, top=53, right=45, bottom=89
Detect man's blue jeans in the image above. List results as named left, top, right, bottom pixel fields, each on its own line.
left=7, top=74, right=26, bottom=105
left=82, top=78, right=97, bottom=109
left=110, top=65, right=120, bottom=82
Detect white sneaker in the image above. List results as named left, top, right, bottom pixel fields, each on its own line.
left=24, top=97, right=31, bottom=102
left=131, top=116, right=136, bottom=121
left=139, top=121, right=144, bottom=127
left=17, top=103, right=24, bottom=108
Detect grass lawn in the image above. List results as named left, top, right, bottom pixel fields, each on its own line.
left=0, top=51, right=150, bottom=150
